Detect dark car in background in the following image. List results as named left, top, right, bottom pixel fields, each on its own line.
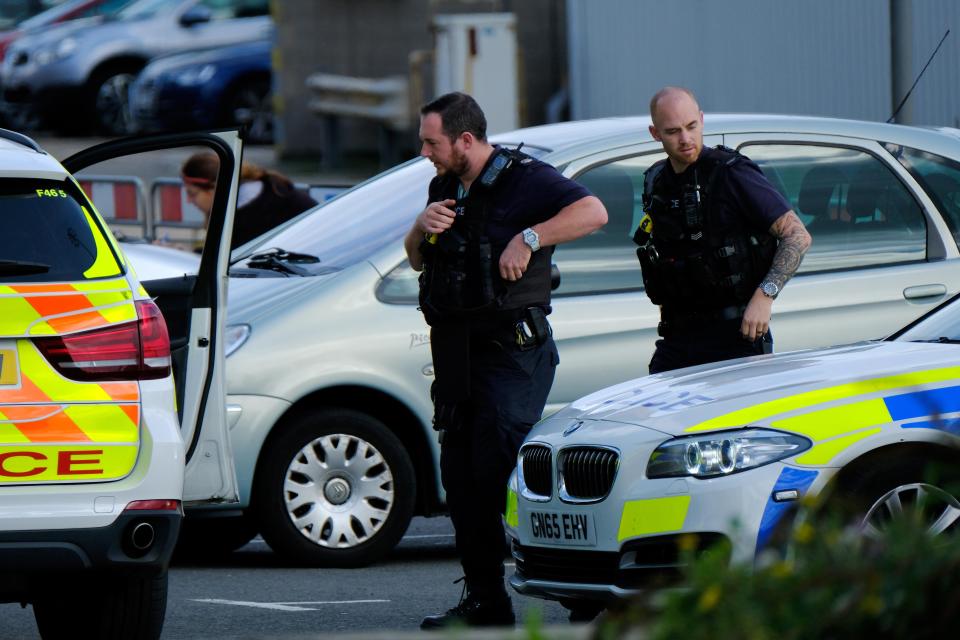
left=130, top=38, right=272, bottom=142
left=0, top=0, right=272, bottom=135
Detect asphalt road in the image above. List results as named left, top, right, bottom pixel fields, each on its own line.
left=0, top=517, right=575, bottom=639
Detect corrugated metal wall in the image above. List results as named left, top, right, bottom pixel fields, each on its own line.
left=567, top=0, right=959, bottom=127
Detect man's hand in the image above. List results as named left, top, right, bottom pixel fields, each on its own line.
left=741, top=288, right=774, bottom=341
left=499, top=232, right=532, bottom=281
left=416, top=199, right=458, bottom=235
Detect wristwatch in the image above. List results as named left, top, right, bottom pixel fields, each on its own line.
left=759, top=281, right=780, bottom=299
left=522, top=227, right=541, bottom=252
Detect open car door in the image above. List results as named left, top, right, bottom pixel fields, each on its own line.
left=62, top=131, right=242, bottom=505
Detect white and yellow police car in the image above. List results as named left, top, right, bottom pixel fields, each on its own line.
left=508, top=294, right=960, bottom=610
left=0, top=129, right=242, bottom=639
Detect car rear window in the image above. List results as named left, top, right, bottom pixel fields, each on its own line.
left=0, top=178, right=122, bottom=283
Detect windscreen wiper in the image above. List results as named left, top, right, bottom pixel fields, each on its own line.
left=245, top=248, right=320, bottom=276
left=0, top=260, right=51, bottom=275
left=914, top=336, right=960, bottom=344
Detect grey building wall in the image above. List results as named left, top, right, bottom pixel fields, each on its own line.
left=566, top=0, right=960, bottom=127
left=272, top=0, right=567, bottom=159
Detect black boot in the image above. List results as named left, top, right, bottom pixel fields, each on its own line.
left=420, top=582, right=515, bottom=630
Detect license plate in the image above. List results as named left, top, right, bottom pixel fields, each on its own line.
left=0, top=347, right=17, bottom=386
left=527, top=509, right=596, bottom=546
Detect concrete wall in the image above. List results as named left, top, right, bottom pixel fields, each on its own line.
left=272, top=0, right=568, bottom=160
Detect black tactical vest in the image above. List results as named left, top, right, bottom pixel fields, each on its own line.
left=633, top=146, right=776, bottom=311
left=419, top=151, right=552, bottom=327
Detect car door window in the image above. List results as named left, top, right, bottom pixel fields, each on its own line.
left=885, top=142, right=960, bottom=251
left=742, top=144, right=927, bottom=273
left=549, top=153, right=663, bottom=296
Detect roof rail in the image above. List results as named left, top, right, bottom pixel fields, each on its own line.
left=0, top=128, right=43, bottom=153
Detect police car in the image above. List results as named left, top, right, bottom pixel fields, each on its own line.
left=0, top=129, right=241, bottom=639
left=507, top=292, right=960, bottom=609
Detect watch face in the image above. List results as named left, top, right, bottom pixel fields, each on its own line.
left=762, top=282, right=779, bottom=297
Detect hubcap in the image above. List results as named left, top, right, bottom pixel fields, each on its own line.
left=324, top=477, right=351, bottom=505
left=283, top=433, right=394, bottom=549
left=861, top=482, right=960, bottom=539
left=96, top=73, right=135, bottom=135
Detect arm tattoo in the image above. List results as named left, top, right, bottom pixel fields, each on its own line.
left=765, top=211, right=812, bottom=289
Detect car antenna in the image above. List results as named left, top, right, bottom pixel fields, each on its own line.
left=888, top=28, right=950, bottom=124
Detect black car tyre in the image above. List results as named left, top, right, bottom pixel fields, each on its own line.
left=92, top=70, right=139, bottom=136
left=253, top=408, right=416, bottom=567
left=33, top=572, right=167, bottom=640
left=836, top=455, right=960, bottom=540
left=222, top=78, right=273, bottom=144
left=174, top=513, right=259, bottom=560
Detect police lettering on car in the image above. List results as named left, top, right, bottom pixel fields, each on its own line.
left=404, top=92, right=607, bottom=629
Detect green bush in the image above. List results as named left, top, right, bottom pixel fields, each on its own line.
left=596, top=509, right=960, bottom=640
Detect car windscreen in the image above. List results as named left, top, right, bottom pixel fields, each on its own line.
left=892, top=294, right=960, bottom=343
left=0, top=178, right=121, bottom=282
left=235, top=158, right=435, bottom=272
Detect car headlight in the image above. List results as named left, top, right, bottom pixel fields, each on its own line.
left=35, top=37, right=77, bottom=66
left=175, top=64, right=216, bottom=86
left=646, top=428, right=811, bottom=479
left=224, top=324, right=250, bottom=357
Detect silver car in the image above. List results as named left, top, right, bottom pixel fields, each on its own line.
left=202, top=114, right=960, bottom=567
left=0, top=0, right=271, bottom=134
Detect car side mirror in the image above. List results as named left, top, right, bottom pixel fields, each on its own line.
left=551, top=263, right=561, bottom=291
left=180, top=5, right=212, bottom=26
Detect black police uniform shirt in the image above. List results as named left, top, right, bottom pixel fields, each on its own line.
left=426, top=149, right=591, bottom=249
left=661, top=146, right=791, bottom=234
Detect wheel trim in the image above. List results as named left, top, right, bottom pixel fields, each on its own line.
left=95, top=73, right=135, bottom=133
left=231, top=88, right=273, bottom=141
left=282, top=433, right=394, bottom=549
left=861, top=482, right=960, bottom=538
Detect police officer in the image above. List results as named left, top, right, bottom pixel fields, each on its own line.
left=405, top=92, right=607, bottom=629
left=635, top=87, right=812, bottom=373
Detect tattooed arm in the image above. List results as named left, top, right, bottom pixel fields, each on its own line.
left=740, top=210, right=812, bottom=341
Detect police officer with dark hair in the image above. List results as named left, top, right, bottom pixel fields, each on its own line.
left=636, top=87, right=812, bottom=373
left=405, top=92, right=607, bottom=629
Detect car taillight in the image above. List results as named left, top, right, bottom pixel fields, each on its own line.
left=34, top=299, right=171, bottom=381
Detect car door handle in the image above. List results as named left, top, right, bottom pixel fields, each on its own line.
left=903, top=284, right=947, bottom=300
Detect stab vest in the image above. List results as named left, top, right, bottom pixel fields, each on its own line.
left=633, top=146, right=776, bottom=311
left=418, top=150, right=553, bottom=327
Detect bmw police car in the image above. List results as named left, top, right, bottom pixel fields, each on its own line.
left=507, top=293, right=960, bottom=609
left=0, top=129, right=241, bottom=639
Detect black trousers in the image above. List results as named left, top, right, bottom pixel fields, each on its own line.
left=648, top=322, right=772, bottom=374
left=439, top=335, right=558, bottom=598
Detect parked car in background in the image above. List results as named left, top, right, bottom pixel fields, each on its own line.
left=197, top=114, right=960, bottom=567
left=0, top=0, right=130, bottom=65
left=0, top=0, right=272, bottom=135
left=508, top=287, right=960, bottom=614
left=130, top=38, right=272, bottom=142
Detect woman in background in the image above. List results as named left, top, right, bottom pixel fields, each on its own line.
left=181, top=151, right=317, bottom=248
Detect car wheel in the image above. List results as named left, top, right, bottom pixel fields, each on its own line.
left=33, top=572, right=167, bottom=640
left=174, top=513, right=259, bottom=560
left=252, top=408, right=416, bottom=567
left=843, top=456, right=960, bottom=539
left=93, top=71, right=138, bottom=136
left=223, top=78, right=273, bottom=144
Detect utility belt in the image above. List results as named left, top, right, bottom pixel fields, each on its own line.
left=430, top=306, right=551, bottom=440
left=657, top=304, right=746, bottom=338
